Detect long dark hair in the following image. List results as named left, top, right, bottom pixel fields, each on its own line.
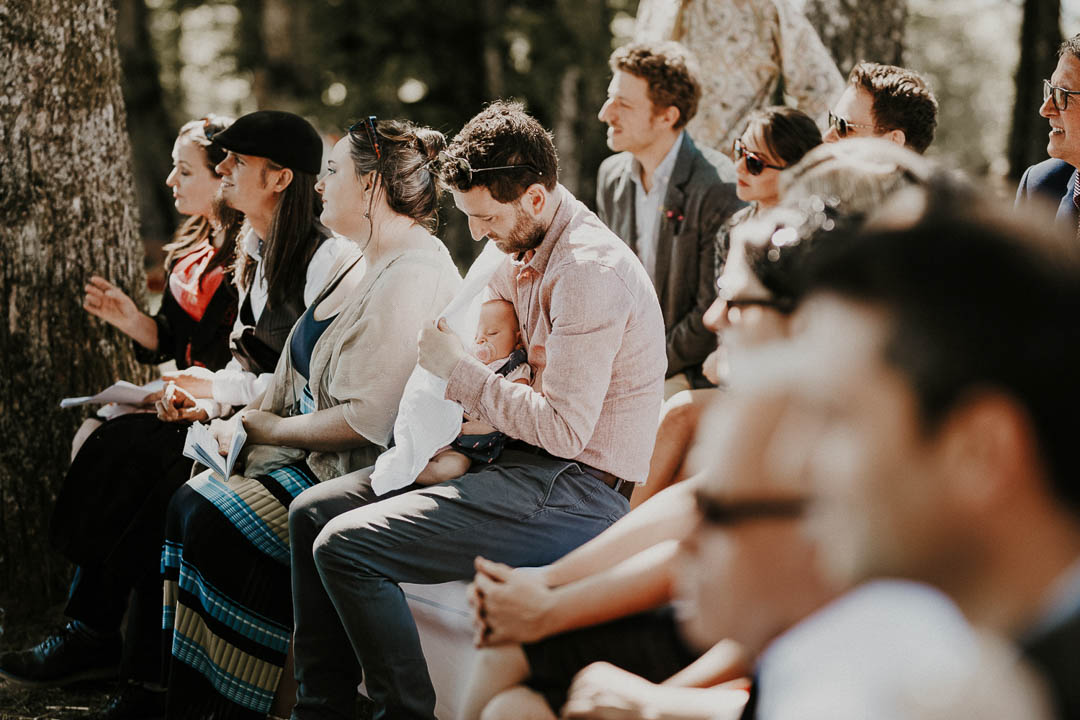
left=163, top=115, right=244, bottom=287
left=236, top=164, right=330, bottom=307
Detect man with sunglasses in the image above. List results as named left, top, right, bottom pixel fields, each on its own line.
left=597, top=41, right=743, bottom=399
left=1016, top=35, right=1080, bottom=231
left=823, top=62, right=938, bottom=155
left=286, top=101, right=666, bottom=720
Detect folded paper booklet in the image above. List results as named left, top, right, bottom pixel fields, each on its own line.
left=60, top=379, right=165, bottom=408
left=182, top=420, right=247, bottom=482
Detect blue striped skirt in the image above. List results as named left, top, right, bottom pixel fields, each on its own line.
left=161, top=461, right=318, bottom=719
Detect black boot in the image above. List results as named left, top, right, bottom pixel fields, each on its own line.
left=87, top=682, right=166, bottom=720
left=0, top=621, right=120, bottom=687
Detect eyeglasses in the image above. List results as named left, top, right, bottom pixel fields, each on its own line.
left=436, top=151, right=543, bottom=187
left=348, top=115, right=382, bottom=161
left=1043, top=79, right=1080, bottom=112
left=733, top=139, right=784, bottom=176
left=694, top=490, right=808, bottom=527
left=715, top=279, right=795, bottom=315
left=733, top=139, right=785, bottom=176
left=827, top=111, right=876, bottom=138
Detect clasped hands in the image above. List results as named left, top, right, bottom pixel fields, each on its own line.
left=148, top=367, right=216, bottom=422
left=466, top=556, right=556, bottom=647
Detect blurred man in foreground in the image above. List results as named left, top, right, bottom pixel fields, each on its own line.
left=776, top=185, right=1080, bottom=719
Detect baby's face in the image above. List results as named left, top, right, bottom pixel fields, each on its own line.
left=473, top=301, right=520, bottom=364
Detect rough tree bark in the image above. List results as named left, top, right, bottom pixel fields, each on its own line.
left=804, top=0, right=907, bottom=76
left=1008, top=0, right=1062, bottom=180
left=0, top=0, right=149, bottom=615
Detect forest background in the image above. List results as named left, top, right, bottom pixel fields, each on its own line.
left=0, top=0, right=1076, bottom=716
left=1, top=0, right=1078, bottom=644
left=126, top=0, right=1080, bottom=273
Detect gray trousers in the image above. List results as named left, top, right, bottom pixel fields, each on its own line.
left=288, top=448, right=630, bottom=720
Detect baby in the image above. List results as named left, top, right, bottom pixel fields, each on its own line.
left=417, top=299, right=531, bottom=485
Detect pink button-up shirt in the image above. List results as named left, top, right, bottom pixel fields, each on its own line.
left=446, top=186, right=666, bottom=483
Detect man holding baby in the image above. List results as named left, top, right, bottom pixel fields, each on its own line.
left=287, top=101, right=667, bottom=720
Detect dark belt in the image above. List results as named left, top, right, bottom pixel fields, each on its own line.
left=507, top=441, right=634, bottom=500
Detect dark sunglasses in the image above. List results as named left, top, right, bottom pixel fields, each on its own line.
left=695, top=490, right=808, bottom=527
left=733, top=139, right=784, bottom=176
left=348, top=115, right=382, bottom=161
left=827, top=111, right=875, bottom=139
left=437, top=151, right=544, bottom=186
left=1043, top=79, right=1080, bottom=112
left=715, top=279, right=795, bottom=315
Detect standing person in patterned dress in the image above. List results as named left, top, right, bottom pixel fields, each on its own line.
left=634, top=0, right=844, bottom=154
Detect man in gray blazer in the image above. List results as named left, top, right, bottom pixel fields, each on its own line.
left=597, top=41, right=743, bottom=398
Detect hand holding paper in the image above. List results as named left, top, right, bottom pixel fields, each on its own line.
left=183, top=419, right=247, bottom=482
left=155, top=381, right=209, bottom=424
left=60, top=379, right=165, bottom=409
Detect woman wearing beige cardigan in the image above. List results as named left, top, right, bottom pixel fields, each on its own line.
left=159, top=118, right=462, bottom=720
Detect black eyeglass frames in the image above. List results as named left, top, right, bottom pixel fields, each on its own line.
left=348, top=115, right=382, bottom=160
left=827, top=111, right=875, bottom=138
left=1044, top=79, right=1080, bottom=112
left=732, top=139, right=785, bottom=176
left=694, top=490, right=809, bottom=527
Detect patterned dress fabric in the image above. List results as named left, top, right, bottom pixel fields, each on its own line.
left=634, top=0, right=845, bottom=153
left=162, top=462, right=318, bottom=718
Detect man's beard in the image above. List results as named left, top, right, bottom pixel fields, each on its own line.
left=215, top=182, right=238, bottom=211
left=491, top=204, right=545, bottom=255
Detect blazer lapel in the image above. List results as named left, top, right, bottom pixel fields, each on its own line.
left=1058, top=169, right=1079, bottom=226
left=655, top=134, right=693, bottom=303
left=611, top=156, right=638, bottom=253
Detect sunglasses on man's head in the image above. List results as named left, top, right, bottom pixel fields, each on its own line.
left=733, top=139, right=785, bottom=176
left=694, top=489, right=809, bottom=527
left=827, top=111, right=875, bottom=139
left=1043, top=79, right=1080, bottom=113
left=347, top=115, right=382, bottom=161
left=436, top=151, right=543, bottom=186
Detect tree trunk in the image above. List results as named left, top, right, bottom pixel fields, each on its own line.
left=804, top=0, right=907, bottom=76
left=0, top=0, right=149, bottom=614
left=1008, top=0, right=1062, bottom=180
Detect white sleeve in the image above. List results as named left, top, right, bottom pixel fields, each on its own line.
left=210, top=361, right=272, bottom=407
left=304, top=234, right=359, bottom=305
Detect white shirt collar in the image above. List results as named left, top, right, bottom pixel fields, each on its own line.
left=1025, top=555, right=1080, bottom=640
left=631, top=130, right=685, bottom=194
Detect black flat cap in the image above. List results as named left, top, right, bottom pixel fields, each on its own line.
left=211, top=110, right=323, bottom=175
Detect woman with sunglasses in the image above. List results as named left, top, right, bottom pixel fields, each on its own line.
left=628, top=107, right=821, bottom=510
left=731, top=106, right=822, bottom=214
left=159, top=117, right=461, bottom=720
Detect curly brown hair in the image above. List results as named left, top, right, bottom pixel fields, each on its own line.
left=609, top=41, right=701, bottom=130
left=848, top=62, right=938, bottom=154
left=439, top=101, right=558, bottom=203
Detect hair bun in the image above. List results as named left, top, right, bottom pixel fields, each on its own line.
left=414, top=127, right=447, bottom=163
